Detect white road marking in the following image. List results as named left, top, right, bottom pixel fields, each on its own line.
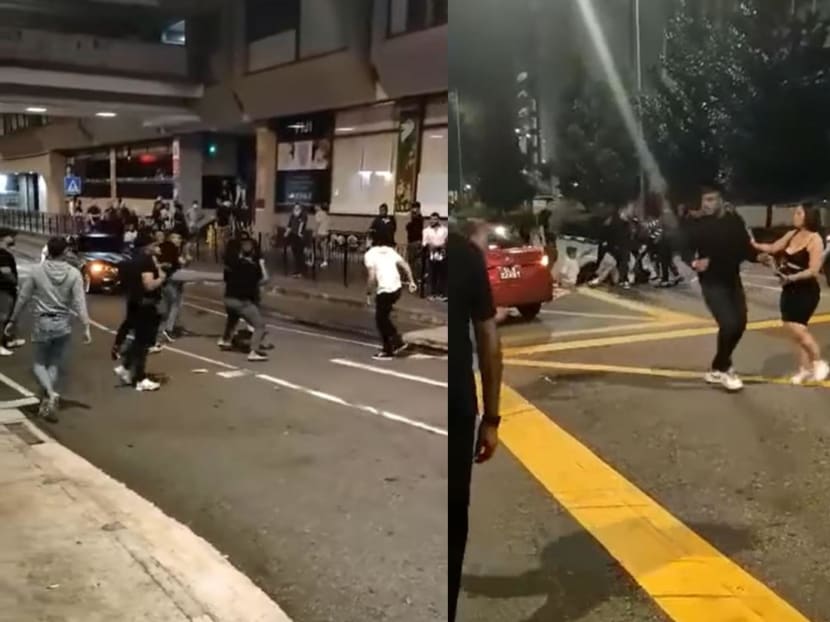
left=408, top=353, right=447, bottom=360
left=183, top=298, right=378, bottom=348
left=330, top=358, right=448, bottom=388
left=0, top=370, right=36, bottom=397
left=0, top=397, right=41, bottom=408
left=85, top=319, right=445, bottom=437
left=257, top=373, right=447, bottom=437
left=217, top=370, right=249, bottom=379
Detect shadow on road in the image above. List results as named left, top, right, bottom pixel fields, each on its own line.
left=462, top=521, right=754, bottom=622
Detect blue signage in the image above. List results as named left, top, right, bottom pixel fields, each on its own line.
left=64, top=175, right=82, bottom=196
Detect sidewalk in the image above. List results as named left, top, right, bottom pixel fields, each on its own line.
left=0, top=408, right=290, bottom=622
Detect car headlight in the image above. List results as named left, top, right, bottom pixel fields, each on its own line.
left=540, top=254, right=550, bottom=267
left=89, top=262, right=104, bottom=275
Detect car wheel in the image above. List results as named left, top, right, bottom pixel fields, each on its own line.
left=517, top=303, right=542, bottom=321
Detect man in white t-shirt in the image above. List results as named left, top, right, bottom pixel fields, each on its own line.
left=422, top=212, right=448, bottom=300
left=364, top=240, right=417, bottom=360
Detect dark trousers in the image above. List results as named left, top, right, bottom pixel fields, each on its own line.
left=376, top=289, right=403, bottom=354
left=122, top=305, right=160, bottom=383
left=701, top=280, right=747, bottom=372
left=290, top=235, right=306, bottom=275
left=657, top=241, right=679, bottom=282
left=429, top=258, right=447, bottom=297
left=612, top=247, right=630, bottom=284
left=114, top=300, right=139, bottom=352
left=449, top=406, right=476, bottom=622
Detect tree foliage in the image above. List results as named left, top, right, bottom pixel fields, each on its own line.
left=553, top=72, right=639, bottom=208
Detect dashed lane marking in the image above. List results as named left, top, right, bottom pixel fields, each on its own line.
left=330, top=358, right=448, bottom=388
left=503, top=358, right=830, bottom=389
left=256, top=374, right=447, bottom=436
left=85, top=319, right=444, bottom=437
left=504, top=312, right=830, bottom=356
left=496, top=383, right=811, bottom=621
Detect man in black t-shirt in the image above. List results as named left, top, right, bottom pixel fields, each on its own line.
left=219, top=236, right=268, bottom=361
left=0, top=228, right=19, bottom=356
left=113, top=233, right=166, bottom=391
left=369, top=203, right=397, bottom=247
left=448, top=229, right=503, bottom=622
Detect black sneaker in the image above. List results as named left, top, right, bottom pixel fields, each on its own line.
left=372, top=351, right=394, bottom=361
left=393, top=342, right=409, bottom=356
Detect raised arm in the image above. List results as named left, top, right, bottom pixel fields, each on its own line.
left=752, top=230, right=796, bottom=255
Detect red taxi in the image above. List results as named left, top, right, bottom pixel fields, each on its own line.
left=485, top=225, right=553, bottom=320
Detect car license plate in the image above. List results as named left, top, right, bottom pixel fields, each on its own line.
left=499, top=266, right=521, bottom=280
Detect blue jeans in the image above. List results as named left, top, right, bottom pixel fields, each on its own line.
left=33, top=333, right=72, bottom=398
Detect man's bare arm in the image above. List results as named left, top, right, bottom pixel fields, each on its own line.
left=474, top=317, right=502, bottom=419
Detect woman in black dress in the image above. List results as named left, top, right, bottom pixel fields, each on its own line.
left=752, top=203, right=829, bottom=384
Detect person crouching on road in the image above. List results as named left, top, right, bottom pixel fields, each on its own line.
left=218, top=236, right=268, bottom=361
left=5, top=237, right=91, bottom=421
left=364, top=238, right=417, bottom=360
left=114, top=233, right=166, bottom=392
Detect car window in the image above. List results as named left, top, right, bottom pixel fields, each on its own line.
left=487, top=226, right=526, bottom=249
left=77, top=236, right=124, bottom=254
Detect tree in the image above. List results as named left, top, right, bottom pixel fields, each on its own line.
left=641, top=0, right=750, bottom=203
left=728, top=1, right=830, bottom=209
left=552, top=71, right=639, bottom=208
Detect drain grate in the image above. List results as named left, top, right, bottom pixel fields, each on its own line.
left=4, top=422, right=44, bottom=445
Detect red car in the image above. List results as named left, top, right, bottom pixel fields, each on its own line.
left=485, top=225, right=553, bottom=320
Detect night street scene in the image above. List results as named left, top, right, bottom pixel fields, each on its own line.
left=451, top=0, right=830, bottom=621
left=0, top=1, right=447, bottom=621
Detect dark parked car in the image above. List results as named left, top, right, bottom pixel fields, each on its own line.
left=41, top=233, right=131, bottom=293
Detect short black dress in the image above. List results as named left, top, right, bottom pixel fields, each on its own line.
left=779, top=246, right=821, bottom=325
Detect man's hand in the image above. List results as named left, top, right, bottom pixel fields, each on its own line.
left=757, top=252, right=773, bottom=266
left=83, top=327, right=92, bottom=345
left=3, top=322, right=13, bottom=337
left=475, top=420, right=499, bottom=463
left=408, top=282, right=418, bottom=294
left=691, top=257, right=710, bottom=272
left=366, top=293, right=373, bottom=307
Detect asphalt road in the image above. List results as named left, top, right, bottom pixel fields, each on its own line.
left=1, top=257, right=447, bottom=622
left=460, top=264, right=830, bottom=622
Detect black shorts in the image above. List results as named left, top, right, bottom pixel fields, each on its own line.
left=780, top=281, right=820, bottom=325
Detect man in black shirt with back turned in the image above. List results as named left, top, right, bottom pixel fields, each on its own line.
left=448, top=225, right=502, bottom=622
left=219, top=236, right=268, bottom=361
left=682, top=185, right=762, bottom=392
left=0, top=228, right=19, bottom=356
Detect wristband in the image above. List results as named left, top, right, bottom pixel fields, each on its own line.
left=481, top=415, right=501, bottom=427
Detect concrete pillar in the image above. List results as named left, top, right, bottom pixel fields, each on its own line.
left=46, top=152, right=67, bottom=214
left=253, top=125, right=277, bottom=237
left=109, top=148, right=117, bottom=201
left=175, top=135, right=204, bottom=207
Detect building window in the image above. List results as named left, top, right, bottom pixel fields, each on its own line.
left=417, top=127, right=448, bottom=217
left=245, top=0, right=300, bottom=43
left=331, top=133, right=397, bottom=215
left=0, top=114, right=48, bottom=137
left=162, top=20, right=187, bottom=45
left=389, top=0, right=448, bottom=36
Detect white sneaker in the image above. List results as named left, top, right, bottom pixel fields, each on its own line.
left=148, top=344, right=164, bottom=354
left=813, top=360, right=830, bottom=382
left=588, top=278, right=600, bottom=287
left=0, top=346, right=12, bottom=357
left=8, top=338, right=24, bottom=348
left=247, top=351, right=268, bottom=362
left=113, top=365, right=132, bottom=385
left=135, top=378, right=161, bottom=392
left=217, top=338, right=232, bottom=349
left=721, top=371, right=744, bottom=392
left=704, top=370, right=724, bottom=384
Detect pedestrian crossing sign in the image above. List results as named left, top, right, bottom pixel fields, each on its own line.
left=64, top=175, right=82, bottom=196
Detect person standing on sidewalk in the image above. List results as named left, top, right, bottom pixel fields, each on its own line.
left=448, top=230, right=502, bottom=622
left=369, top=203, right=397, bottom=246
left=406, top=202, right=425, bottom=282
left=422, top=213, right=448, bottom=300
left=218, top=236, right=268, bottom=361
left=313, top=204, right=331, bottom=268
left=5, top=237, right=91, bottom=421
left=0, top=228, right=20, bottom=356
left=114, top=233, right=165, bottom=392
left=682, top=185, right=760, bottom=392
left=364, top=238, right=417, bottom=360
left=287, top=204, right=308, bottom=278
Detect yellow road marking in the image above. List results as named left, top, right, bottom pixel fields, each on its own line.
left=576, top=286, right=704, bottom=323
left=539, top=308, right=647, bottom=321
left=501, top=320, right=687, bottom=348
left=497, top=383, right=811, bottom=621
left=505, top=313, right=830, bottom=356
left=503, top=358, right=830, bottom=389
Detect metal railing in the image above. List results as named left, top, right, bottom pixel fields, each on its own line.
left=0, top=208, right=81, bottom=236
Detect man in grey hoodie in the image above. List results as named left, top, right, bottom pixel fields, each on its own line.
left=5, top=237, right=91, bottom=421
